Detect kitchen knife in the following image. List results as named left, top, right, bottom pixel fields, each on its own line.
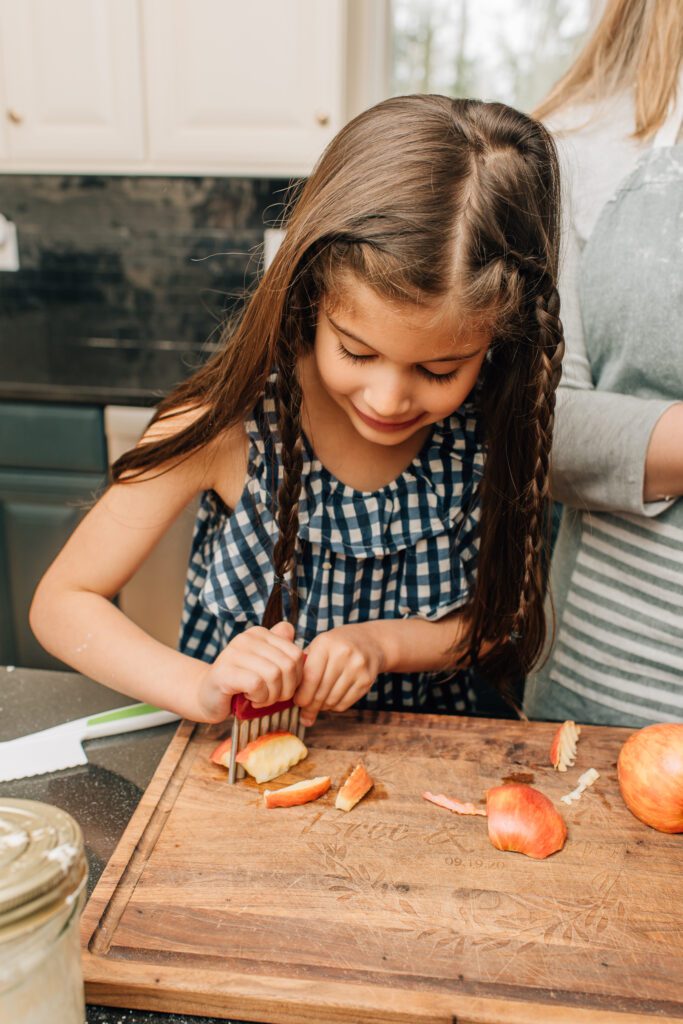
left=0, top=703, right=180, bottom=782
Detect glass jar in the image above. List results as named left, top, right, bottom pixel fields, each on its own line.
left=0, top=799, right=88, bottom=1024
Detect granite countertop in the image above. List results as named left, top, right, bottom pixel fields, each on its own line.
left=0, top=380, right=162, bottom=407
left=0, top=665, right=255, bottom=1024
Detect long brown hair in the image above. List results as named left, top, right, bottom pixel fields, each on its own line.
left=113, top=96, right=564, bottom=684
left=534, top=0, right=683, bottom=139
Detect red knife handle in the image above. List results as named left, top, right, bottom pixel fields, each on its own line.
left=229, top=653, right=306, bottom=721
left=231, top=694, right=295, bottom=721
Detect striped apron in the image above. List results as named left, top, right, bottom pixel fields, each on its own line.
left=524, top=102, right=683, bottom=725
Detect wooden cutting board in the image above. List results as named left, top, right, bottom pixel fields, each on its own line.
left=80, top=711, right=683, bottom=1023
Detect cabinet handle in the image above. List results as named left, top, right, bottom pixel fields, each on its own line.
left=315, top=111, right=330, bottom=127
left=7, top=109, right=23, bottom=125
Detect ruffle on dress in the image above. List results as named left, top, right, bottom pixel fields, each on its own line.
left=181, top=374, right=484, bottom=649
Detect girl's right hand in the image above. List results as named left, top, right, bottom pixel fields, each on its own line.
left=195, top=621, right=304, bottom=723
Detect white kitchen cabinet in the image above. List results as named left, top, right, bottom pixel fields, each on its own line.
left=142, top=0, right=347, bottom=176
left=0, top=0, right=145, bottom=170
left=0, top=0, right=388, bottom=176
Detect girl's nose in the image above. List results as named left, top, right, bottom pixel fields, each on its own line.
left=364, top=372, right=412, bottom=418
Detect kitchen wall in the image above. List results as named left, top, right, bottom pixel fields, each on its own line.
left=0, top=173, right=292, bottom=403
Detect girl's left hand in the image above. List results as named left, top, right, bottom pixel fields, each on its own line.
left=294, top=623, right=388, bottom=727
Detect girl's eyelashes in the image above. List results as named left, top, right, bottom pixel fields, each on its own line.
left=418, top=366, right=460, bottom=384
left=336, top=342, right=372, bottom=365
left=336, top=342, right=460, bottom=384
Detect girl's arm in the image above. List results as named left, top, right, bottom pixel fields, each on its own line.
left=295, top=612, right=471, bottom=725
left=29, top=419, right=230, bottom=719
left=30, top=417, right=305, bottom=722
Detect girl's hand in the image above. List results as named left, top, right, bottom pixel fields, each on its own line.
left=196, top=621, right=304, bottom=723
left=295, top=623, right=388, bottom=727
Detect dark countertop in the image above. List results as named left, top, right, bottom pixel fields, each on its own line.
left=0, top=380, right=162, bottom=407
left=0, top=665, right=253, bottom=1024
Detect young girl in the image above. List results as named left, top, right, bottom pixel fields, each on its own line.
left=30, top=95, right=565, bottom=727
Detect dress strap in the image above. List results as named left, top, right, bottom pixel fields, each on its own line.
left=652, top=71, right=683, bottom=149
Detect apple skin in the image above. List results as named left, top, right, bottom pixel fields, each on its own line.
left=486, top=783, right=567, bottom=859
left=617, top=723, right=683, bottom=834
left=264, top=776, right=331, bottom=808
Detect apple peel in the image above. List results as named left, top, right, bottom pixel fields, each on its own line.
left=264, top=775, right=331, bottom=808
left=561, top=768, right=600, bottom=805
left=423, top=791, right=487, bottom=816
left=486, top=783, right=567, bottom=859
left=550, top=720, right=581, bottom=772
left=336, top=763, right=374, bottom=811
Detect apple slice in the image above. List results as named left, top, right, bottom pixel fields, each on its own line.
left=264, top=776, right=331, bottom=808
left=422, top=791, right=487, bottom=816
left=550, top=720, right=581, bottom=772
left=222, top=731, right=308, bottom=784
left=336, top=763, right=374, bottom=811
left=210, top=737, right=232, bottom=768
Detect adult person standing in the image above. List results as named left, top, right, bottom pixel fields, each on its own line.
left=524, top=0, right=683, bottom=725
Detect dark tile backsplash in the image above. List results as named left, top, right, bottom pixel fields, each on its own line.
left=0, top=174, right=292, bottom=404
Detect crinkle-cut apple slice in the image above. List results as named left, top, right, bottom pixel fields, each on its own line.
left=550, top=720, right=581, bottom=772
left=264, top=775, right=331, bottom=808
left=234, top=731, right=307, bottom=784
left=336, top=763, right=374, bottom=811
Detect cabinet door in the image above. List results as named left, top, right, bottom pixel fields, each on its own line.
left=0, top=469, right=106, bottom=670
left=142, top=0, right=346, bottom=176
left=0, top=0, right=144, bottom=169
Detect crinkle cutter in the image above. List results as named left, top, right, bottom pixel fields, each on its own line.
left=227, top=694, right=306, bottom=783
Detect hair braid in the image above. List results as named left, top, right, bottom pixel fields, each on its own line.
left=510, top=285, right=564, bottom=659
left=261, top=342, right=305, bottom=629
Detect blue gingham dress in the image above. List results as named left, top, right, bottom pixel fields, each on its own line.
left=179, top=374, right=485, bottom=712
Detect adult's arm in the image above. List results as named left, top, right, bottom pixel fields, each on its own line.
left=549, top=219, right=680, bottom=514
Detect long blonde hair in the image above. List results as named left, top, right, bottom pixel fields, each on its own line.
left=534, top=0, right=683, bottom=138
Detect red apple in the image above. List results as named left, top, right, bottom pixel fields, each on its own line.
left=617, top=723, right=683, bottom=833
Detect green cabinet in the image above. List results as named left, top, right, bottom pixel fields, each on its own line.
left=0, top=403, right=107, bottom=669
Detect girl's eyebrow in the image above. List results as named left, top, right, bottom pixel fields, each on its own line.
left=327, top=314, right=484, bottom=362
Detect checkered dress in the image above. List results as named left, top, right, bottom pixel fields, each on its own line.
left=179, top=374, right=485, bottom=713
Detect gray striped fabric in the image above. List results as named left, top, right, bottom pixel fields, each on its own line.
left=529, top=508, right=683, bottom=724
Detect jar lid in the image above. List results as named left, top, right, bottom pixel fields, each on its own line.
left=0, top=799, right=87, bottom=932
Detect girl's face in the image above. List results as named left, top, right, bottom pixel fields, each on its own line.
left=313, top=277, right=491, bottom=446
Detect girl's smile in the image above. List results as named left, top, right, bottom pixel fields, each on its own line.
left=351, top=407, right=425, bottom=432
left=310, top=277, right=491, bottom=449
